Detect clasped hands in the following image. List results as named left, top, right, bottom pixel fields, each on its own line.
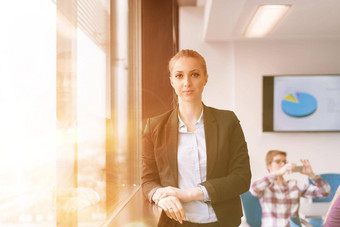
left=152, top=186, right=204, bottom=224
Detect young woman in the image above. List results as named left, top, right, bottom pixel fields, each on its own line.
left=250, top=150, right=331, bottom=227
left=142, top=49, right=251, bottom=227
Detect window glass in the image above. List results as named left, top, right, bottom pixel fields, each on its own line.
left=0, top=0, right=56, bottom=225
left=0, top=0, right=140, bottom=226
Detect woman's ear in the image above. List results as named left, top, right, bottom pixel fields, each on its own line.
left=205, top=74, right=209, bottom=85
left=169, top=76, right=174, bottom=87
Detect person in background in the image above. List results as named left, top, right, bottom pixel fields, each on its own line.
left=250, top=150, right=332, bottom=227
left=324, top=185, right=340, bottom=227
left=142, top=49, right=251, bottom=227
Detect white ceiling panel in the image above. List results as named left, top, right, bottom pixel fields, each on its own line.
left=193, top=0, right=340, bottom=41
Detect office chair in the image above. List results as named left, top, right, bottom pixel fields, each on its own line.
left=289, top=216, right=302, bottom=227
left=308, top=218, right=323, bottom=227
left=309, top=173, right=340, bottom=202
left=240, top=191, right=262, bottom=227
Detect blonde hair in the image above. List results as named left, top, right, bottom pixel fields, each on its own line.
left=168, top=49, right=207, bottom=75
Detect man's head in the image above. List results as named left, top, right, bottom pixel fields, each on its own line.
left=266, top=150, right=287, bottom=173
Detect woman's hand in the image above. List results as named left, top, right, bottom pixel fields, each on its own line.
left=157, top=196, right=186, bottom=224
left=153, top=186, right=179, bottom=205
left=300, top=159, right=315, bottom=178
left=153, top=186, right=204, bottom=204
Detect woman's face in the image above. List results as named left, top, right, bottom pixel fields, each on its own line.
left=170, top=57, right=208, bottom=104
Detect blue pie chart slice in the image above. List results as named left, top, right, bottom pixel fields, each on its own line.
left=281, top=92, right=317, bottom=117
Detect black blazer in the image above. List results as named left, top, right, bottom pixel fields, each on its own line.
left=142, top=104, right=251, bottom=227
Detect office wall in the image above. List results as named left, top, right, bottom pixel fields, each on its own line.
left=179, top=6, right=235, bottom=111
left=180, top=6, right=340, bottom=182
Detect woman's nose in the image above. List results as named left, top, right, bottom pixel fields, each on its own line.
left=184, top=75, right=191, bottom=86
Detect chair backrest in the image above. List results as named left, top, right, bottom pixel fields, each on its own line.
left=308, top=218, right=323, bottom=227
left=240, top=191, right=262, bottom=227
left=289, top=216, right=302, bottom=227
left=309, top=173, right=340, bottom=202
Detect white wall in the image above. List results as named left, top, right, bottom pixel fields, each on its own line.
left=179, top=6, right=235, bottom=110
left=234, top=40, right=340, bottom=181
left=180, top=7, right=340, bottom=183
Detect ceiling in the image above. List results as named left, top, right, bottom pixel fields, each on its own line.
left=184, top=0, right=340, bottom=41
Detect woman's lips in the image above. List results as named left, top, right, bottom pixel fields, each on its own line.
left=182, top=90, right=193, bottom=95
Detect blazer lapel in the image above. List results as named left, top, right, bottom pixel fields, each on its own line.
left=203, top=105, right=218, bottom=179
left=165, top=107, right=179, bottom=186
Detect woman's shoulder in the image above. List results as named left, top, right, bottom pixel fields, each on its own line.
left=146, top=108, right=177, bottom=130
left=149, top=109, right=174, bottom=122
left=204, top=105, right=235, bottom=115
left=204, top=105, right=238, bottom=121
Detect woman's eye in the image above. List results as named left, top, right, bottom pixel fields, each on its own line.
left=175, top=74, right=183, bottom=78
left=192, top=73, right=199, bottom=77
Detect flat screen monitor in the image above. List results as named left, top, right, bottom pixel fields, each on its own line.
left=263, top=75, right=340, bottom=132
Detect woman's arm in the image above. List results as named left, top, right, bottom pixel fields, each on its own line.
left=200, top=112, right=252, bottom=204
left=152, top=186, right=204, bottom=204
left=142, top=119, right=187, bottom=224
left=141, top=119, right=162, bottom=203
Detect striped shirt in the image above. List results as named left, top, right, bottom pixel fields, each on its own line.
left=250, top=174, right=331, bottom=227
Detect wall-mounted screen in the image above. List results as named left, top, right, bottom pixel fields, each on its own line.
left=263, top=75, right=340, bottom=132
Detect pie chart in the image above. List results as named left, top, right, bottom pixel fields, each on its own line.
left=281, top=92, right=317, bottom=117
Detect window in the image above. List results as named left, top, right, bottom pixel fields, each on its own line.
left=0, top=0, right=57, bottom=225
left=0, top=0, right=141, bottom=226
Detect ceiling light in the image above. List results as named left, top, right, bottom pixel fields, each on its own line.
left=245, top=5, right=291, bottom=38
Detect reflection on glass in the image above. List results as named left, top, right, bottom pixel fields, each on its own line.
left=76, top=25, right=108, bottom=224
left=104, top=1, right=141, bottom=221
left=58, top=187, right=100, bottom=213
left=1, top=0, right=140, bottom=225
left=0, top=0, right=56, bottom=225
left=56, top=0, right=110, bottom=225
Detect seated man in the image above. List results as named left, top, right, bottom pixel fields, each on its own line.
left=250, top=150, right=331, bottom=227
